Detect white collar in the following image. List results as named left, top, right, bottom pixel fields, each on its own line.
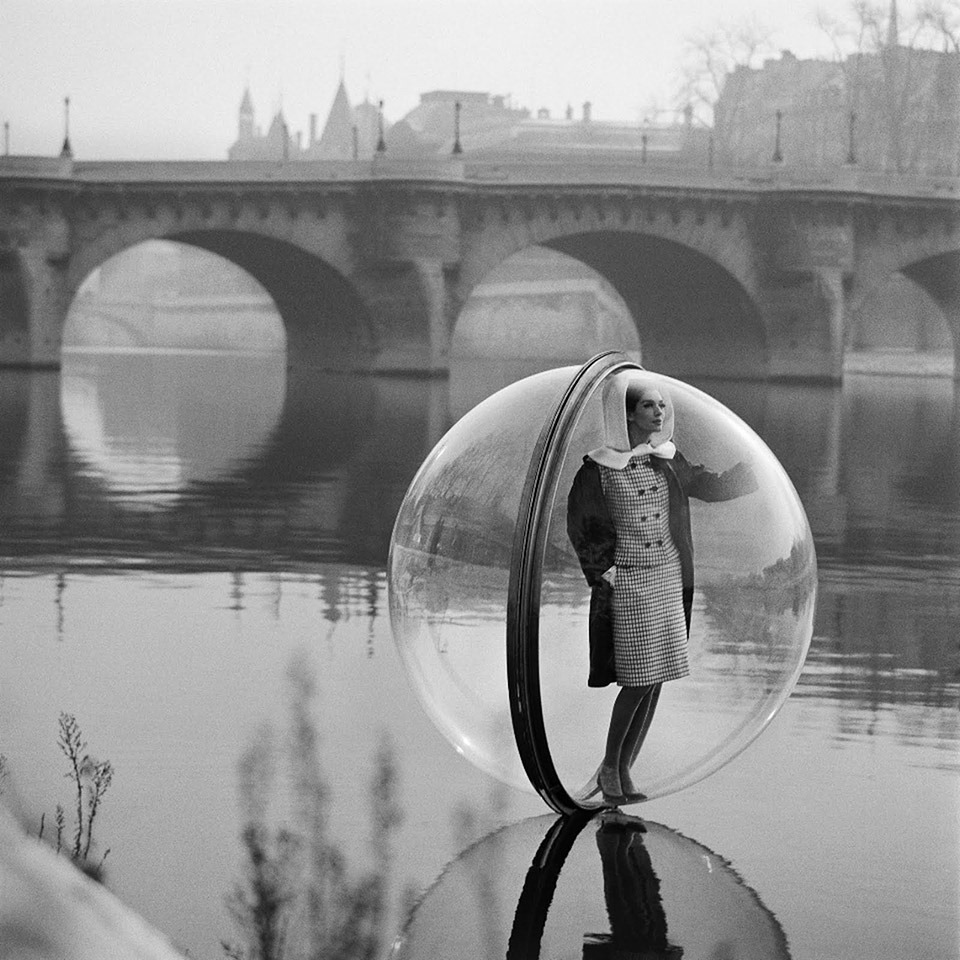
left=587, top=439, right=676, bottom=470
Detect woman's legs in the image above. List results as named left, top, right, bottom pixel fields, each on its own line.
left=619, top=683, right=660, bottom=793
left=600, top=685, right=651, bottom=797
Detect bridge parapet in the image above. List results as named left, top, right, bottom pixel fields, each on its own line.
left=0, top=157, right=366, bottom=184
left=370, top=156, right=466, bottom=181
left=2, top=153, right=959, bottom=203
left=462, top=157, right=960, bottom=202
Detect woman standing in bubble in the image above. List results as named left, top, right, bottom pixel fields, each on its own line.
left=566, top=370, right=756, bottom=805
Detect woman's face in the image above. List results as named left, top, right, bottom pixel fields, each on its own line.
left=627, top=388, right=666, bottom=441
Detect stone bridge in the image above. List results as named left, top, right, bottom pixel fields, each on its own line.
left=1, top=153, right=958, bottom=380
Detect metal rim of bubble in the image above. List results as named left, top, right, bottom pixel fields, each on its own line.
left=506, top=350, right=641, bottom=815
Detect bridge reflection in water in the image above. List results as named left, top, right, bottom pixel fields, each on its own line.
left=61, top=352, right=288, bottom=510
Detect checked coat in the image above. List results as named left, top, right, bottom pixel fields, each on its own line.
left=566, top=451, right=756, bottom=687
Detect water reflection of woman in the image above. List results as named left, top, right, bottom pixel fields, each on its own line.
left=584, top=812, right=684, bottom=960
left=566, top=371, right=757, bottom=805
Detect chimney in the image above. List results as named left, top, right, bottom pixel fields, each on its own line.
left=309, top=113, right=318, bottom=145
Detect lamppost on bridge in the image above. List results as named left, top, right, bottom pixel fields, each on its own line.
left=641, top=132, right=648, bottom=164
left=376, top=99, right=387, bottom=154
left=846, top=111, right=857, bottom=164
left=452, top=100, right=463, bottom=155
left=708, top=133, right=714, bottom=170
left=772, top=109, right=783, bottom=163
left=60, top=96, right=72, bottom=158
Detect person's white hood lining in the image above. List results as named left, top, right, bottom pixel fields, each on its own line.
left=587, top=370, right=676, bottom=470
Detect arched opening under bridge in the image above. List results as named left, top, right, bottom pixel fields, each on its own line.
left=171, top=230, right=374, bottom=370
left=847, top=267, right=955, bottom=377
left=448, top=246, right=640, bottom=414
left=544, top=231, right=767, bottom=380
left=63, top=239, right=285, bottom=354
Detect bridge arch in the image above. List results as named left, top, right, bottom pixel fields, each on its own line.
left=456, top=216, right=767, bottom=379
left=545, top=230, right=767, bottom=378
left=450, top=246, right=639, bottom=356
left=66, top=228, right=374, bottom=368
left=902, top=250, right=960, bottom=342
left=852, top=223, right=960, bottom=372
left=173, top=230, right=374, bottom=367
left=63, top=238, right=285, bottom=351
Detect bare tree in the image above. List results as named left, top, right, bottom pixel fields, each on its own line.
left=815, top=0, right=960, bottom=172
left=675, top=16, right=777, bottom=121
left=917, top=0, right=960, bottom=51
left=674, top=16, right=779, bottom=162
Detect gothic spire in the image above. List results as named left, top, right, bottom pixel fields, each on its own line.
left=317, top=79, right=354, bottom=159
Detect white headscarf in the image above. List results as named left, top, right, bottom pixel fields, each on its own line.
left=587, top=370, right=676, bottom=470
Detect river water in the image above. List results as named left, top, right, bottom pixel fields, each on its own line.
left=0, top=349, right=957, bottom=960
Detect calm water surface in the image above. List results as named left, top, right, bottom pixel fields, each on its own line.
left=1, top=352, right=957, bottom=960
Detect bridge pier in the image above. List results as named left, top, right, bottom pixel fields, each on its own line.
left=755, top=206, right=854, bottom=383
left=0, top=247, right=69, bottom=368
left=365, top=257, right=455, bottom=375
left=760, top=267, right=846, bottom=382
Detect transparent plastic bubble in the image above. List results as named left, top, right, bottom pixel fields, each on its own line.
left=388, top=355, right=815, bottom=809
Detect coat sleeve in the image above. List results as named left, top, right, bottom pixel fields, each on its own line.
left=674, top=452, right=759, bottom=503
left=566, top=459, right=616, bottom=586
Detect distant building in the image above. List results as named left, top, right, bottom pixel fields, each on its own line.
left=390, top=89, right=709, bottom=161
left=846, top=45, right=960, bottom=174
left=227, top=84, right=710, bottom=163
left=228, top=88, right=298, bottom=161
left=714, top=45, right=960, bottom=174
left=228, top=81, right=386, bottom=161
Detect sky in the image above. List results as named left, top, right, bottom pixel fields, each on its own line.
left=0, top=0, right=922, bottom=161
